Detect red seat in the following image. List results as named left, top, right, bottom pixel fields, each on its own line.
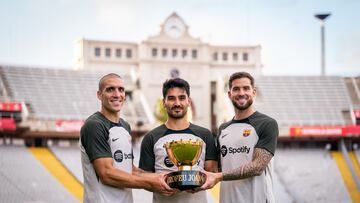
left=0, top=118, right=16, bottom=131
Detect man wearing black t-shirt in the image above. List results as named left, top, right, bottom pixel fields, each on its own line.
left=201, top=72, right=279, bottom=203
left=80, top=73, right=176, bottom=203
left=139, top=78, right=218, bottom=203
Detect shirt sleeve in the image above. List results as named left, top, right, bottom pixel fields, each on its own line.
left=255, top=118, right=278, bottom=155
left=190, top=124, right=218, bottom=161
left=120, top=118, right=131, bottom=133
left=205, top=131, right=218, bottom=161
left=80, top=119, right=112, bottom=162
left=138, top=132, right=155, bottom=172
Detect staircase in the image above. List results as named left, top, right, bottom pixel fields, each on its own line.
left=345, top=77, right=360, bottom=109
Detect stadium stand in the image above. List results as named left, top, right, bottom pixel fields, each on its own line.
left=0, top=145, right=79, bottom=203
left=255, top=76, right=352, bottom=127
left=1, top=65, right=355, bottom=136
left=275, top=148, right=352, bottom=202
left=0, top=65, right=135, bottom=121
left=273, top=170, right=294, bottom=203
left=345, top=77, right=360, bottom=109
left=1, top=64, right=359, bottom=202
left=0, top=65, right=153, bottom=142
left=356, top=148, right=360, bottom=162
left=50, top=146, right=83, bottom=183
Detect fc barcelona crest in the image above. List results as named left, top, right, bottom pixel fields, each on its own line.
left=243, top=129, right=251, bottom=137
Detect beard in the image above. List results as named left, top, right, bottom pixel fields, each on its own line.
left=167, top=107, right=188, bottom=119
left=232, top=97, right=253, bottom=111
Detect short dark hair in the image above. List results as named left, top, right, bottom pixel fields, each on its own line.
left=228, top=72, right=255, bottom=89
left=162, top=78, right=190, bottom=98
left=98, top=73, right=122, bottom=91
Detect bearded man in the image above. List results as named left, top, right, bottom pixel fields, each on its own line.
left=139, top=77, right=218, bottom=203
left=201, top=72, right=279, bottom=203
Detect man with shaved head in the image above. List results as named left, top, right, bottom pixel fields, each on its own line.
left=80, top=73, right=176, bottom=203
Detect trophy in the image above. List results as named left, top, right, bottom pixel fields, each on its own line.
left=163, top=139, right=206, bottom=190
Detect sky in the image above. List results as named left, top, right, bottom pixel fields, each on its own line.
left=0, top=0, right=359, bottom=76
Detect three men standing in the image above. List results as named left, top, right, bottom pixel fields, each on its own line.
left=80, top=72, right=278, bottom=203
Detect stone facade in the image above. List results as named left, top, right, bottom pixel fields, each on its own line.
left=73, top=12, right=262, bottom=129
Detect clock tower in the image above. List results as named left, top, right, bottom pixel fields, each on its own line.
left=163, top=13, right=187, bottom=39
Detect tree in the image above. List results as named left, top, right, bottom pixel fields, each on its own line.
left=154, top=98, right=168, bottom=123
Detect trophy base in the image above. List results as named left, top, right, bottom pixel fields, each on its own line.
left=165, top=170, right=206, bottom=190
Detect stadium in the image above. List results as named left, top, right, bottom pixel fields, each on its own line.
left=1, top=12, right=360, bottom=203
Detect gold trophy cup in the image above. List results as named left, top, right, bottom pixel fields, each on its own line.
left=163, top=139, right=206, bottom=190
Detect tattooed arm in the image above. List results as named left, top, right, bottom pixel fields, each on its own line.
left=222, top=148, right=273, bottom=180
left=200, top=148, right=273, bottom=189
